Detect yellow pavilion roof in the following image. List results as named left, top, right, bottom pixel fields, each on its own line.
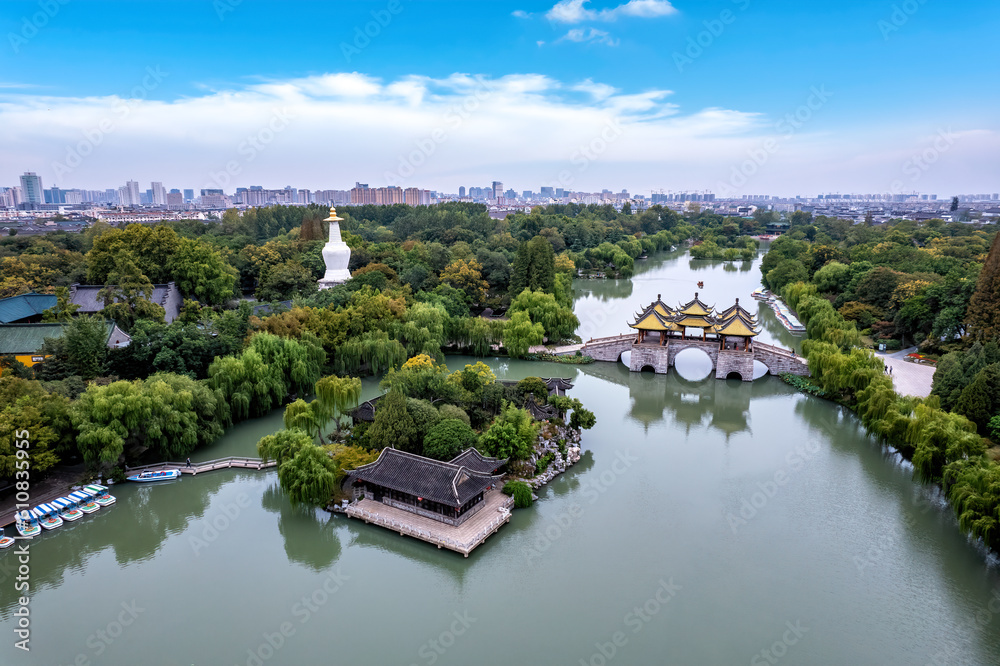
left=629, top=309, right=680, bottom=331
left=716, top=298, right=757, bottom=322
left=713, top=314, right=760, bottom=337
left=677, top=293, right=714, bottom=317
left=672, top=314, right=715, bottom=328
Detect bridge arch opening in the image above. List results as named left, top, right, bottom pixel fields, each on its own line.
left=725, top=371, right=745, bottom=381
left=673, top=347, right=713, bottom=382
left=619, top=350, right=630, bottom=367
left=752, top=360, right=770, bottom=380
left=639, top=364, right=656, bottom=373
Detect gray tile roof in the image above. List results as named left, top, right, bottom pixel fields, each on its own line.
left=69, top=282, right=182, bottom=323
left=348, top=448, right=499, bottom=507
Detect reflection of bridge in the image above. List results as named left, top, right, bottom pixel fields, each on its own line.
left=580, top=334, right=809, bottom=381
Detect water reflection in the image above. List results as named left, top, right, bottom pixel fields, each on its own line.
left=577, top=361, right=775, bottom=439
left=261, top=483, right=341, bottom=571
left=0, top=471, right=236, bottom=617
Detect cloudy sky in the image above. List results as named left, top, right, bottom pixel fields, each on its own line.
left=1, top=0, right=997, bottom=197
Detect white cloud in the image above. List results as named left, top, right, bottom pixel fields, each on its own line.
left=559, top=28, right=619, bottom=46
left=512, top=10, right=532, bottom=18
left=546, top=0, right=676, bottom=23
left=572, top=79, right=620, bottom=101
left=0, top=72, right=993, bottom=196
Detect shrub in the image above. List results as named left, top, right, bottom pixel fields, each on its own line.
left=502, top=480, right=533, bottom=508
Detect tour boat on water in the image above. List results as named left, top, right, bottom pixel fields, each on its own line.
left=52, top=496, right=84, bottom=521
left=127, top=469, right=181, bottom=483
left=84, top=484, right=117, bottom=506
left=69, top=490, right=100, bottom=513
left=0, top=529, right=14, bottom=548
left=32, top=503, right=64, bottom=530
left=15, top=511, right=41, bottom=537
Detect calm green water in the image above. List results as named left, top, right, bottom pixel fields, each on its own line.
left=3, top=251, right=1000, bottom=666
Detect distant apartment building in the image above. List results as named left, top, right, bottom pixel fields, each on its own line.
left=351, top=183, right=376, bottom=204
left=297, top=189, right=312, bottom=205
left=539, top=186, right=554, bottom=198
left=183, top=189, right=194, bottom=202
left=150, top=182, right=166, bottom=205
left=166, top=191, right=183, bottom=207
left=404, top=188, right=431, bottom=206
left=314, top=190, right=350, bottom=205
left=491, top=181, right=503, bottom=200
left=19, top=172, right=44, bottom=207
left=458, top=186, right=466, bottom=198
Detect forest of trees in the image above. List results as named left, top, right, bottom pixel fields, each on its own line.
left=766, top=217, right=1000, bottom=553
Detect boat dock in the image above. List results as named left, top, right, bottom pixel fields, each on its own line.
left=0, top=457, right=275, bottom=529
left=343, top=488, right=513, bottom=557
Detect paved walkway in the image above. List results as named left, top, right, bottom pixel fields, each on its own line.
left=874, top=346, right=936, bottom=398
left=529, top=343, right=585, bottom=355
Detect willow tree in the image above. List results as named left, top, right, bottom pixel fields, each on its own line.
left=314, top=374, right=362, bottom=442
left=278, top=444, right=340, bottom=507
left=257, top=428, right=313, bottom=468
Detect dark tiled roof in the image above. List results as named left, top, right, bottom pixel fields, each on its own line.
left=448, top=447, right=507, bottom=474
left=524, top=394, right=558, bottom=421
left=348, top=448, right=499, bottom=507
left=0, top=293, right=57, bottom=323
left=70, top=282, right=182, bottom=323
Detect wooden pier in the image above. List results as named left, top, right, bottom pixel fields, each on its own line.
left=0, top=457, right=275, bottom=529
left=344, top=488, right=513, bottom=557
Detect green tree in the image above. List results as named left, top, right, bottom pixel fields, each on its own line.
left=64, top=315, right=109, bottom=379
left=502, top=480, right=533, bottom=508
left=423, top=419, right=478, bottom=461
left=277, top=438, right=339, bottom=506
left=502, top=311, right=544, bottom=358
left=41, top=286, right=80, bottom=322
left=967, top=232, right=1000, bottom=343
left=97, top=255, right=166, bottom=328
left=366, top=388, right=417, bottom=453
left=510, top=236, right=556, bottom=296
left=257, top=260, right=316, bottom=301
left=508, top=289, right=580, bottom=342
left=167, top=238, right=239, bottom=305
left=86, top=224, right=180, bottom=284
left=765, top=259, right=808, bottom=292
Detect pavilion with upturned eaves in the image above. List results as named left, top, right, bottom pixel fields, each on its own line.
left=623, top=292, right=763, bottom=380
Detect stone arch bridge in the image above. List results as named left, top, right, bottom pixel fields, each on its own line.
left=580, top=334, right=809, bottom=382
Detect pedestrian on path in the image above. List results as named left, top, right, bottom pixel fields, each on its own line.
left=186, top=457, right=192, bottom=467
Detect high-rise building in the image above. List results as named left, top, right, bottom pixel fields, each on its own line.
left=351, top=182, right=376, bottom=204
left=458, top=186, right=466, bottom=198
left=522, top=190, right=533, bottom=199
left=151, top=181, right=166, bottom=205
left=121, top=180, right=141, bottom=207
left=491, top=181, right=503, bottom=200
left=298, top=189, right=312, bottom=205
left=166, top=191, right=183, bottom=207
left=19, top=172, right=44, bottom=207
left=539, top=186, right=554, bottom=198
left=404, top=188, right=431, bottom=206
left=183, top=189, right=195, bottom=202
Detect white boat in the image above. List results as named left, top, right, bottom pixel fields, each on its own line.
left=52, top=496, right=84, bottom=521
left=69, top=490, right=100, bottom=513
left=127, top=469, right=181, bottom=482
left=14, top=511, right=40, bottom=538
left=0, top=529, right=14, bottom=548
left=85, top=484, right=116, bottom=507
left=31, top=503, right=64, bottom=530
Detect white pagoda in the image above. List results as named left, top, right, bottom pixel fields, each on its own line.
left=318, top=207, right=352, bottom=289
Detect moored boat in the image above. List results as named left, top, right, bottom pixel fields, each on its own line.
left=85, top=484, right=116, bottom=506
left=32, top=503, right=64, bottom=530
left=52, top=496, right=84, bottom=521
left=69, top=490, right=100, bottom=513
left=15, top=510, right=41, bottom=537
left=0, top=529, right=14, bottom=548
left=127, top=469, right=181, bottom=483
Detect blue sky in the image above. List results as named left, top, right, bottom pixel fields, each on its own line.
left=2, top=0, right=997, bottom=196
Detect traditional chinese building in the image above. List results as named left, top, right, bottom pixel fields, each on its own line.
left=347, top=448, right=506, bottom=526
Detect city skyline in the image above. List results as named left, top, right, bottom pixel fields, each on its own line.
left=1, top=1, right=997, bottom=196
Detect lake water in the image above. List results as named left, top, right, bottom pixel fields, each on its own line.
left=2, top=250, right=999, bottom=665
